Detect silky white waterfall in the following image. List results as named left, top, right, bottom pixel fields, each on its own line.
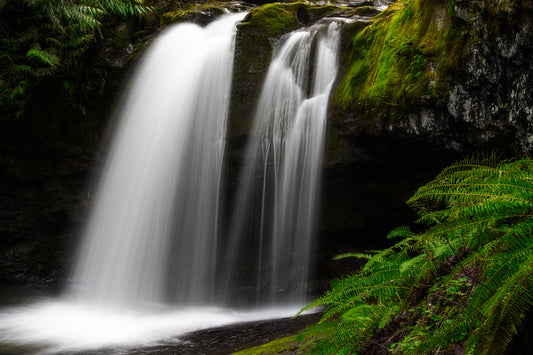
left=69, top=13, right=246, bottom=308
left=0, top=14, right=341, bottom=354
left=225, top=22, right=341, bottom=305
left=0, top=13, right=302, bottom=354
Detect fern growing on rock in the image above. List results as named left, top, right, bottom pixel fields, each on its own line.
left=241, top=156, right=533, bottom=354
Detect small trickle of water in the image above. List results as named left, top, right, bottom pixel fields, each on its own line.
left=224, top=22, right=341, bottom=305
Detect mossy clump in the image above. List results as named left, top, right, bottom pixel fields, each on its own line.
left=233, top=335, right=299, bottom=355
left=240, top=2, right=338, bottom=42
left=161, top=2, right=230, bottom=26
left=333, top=0, right=467, bottom=119
left=242, top=3, right=299, bottom=39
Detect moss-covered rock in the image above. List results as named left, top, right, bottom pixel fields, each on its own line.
left=161, top=1, right=250, bottom=27
left=324, top=0, right=533, bottom=167
left=324, top=0, right=469, bottom=166
left=228, top=2, right=341, bottom=139
left=333, top=0, right=466, bottom=118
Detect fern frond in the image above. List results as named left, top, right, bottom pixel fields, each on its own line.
left=26, top=48, right=60, bottom=68
left=387, top=225, right=414, bottom=239
left=333, top=252, right=374, bottom=260
left=12, top=64, right=32, bottom=74
left=468, top=257, right=533, bottom=354
left=300, top=303, right=399, bottom=354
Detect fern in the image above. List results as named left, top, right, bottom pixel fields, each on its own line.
left=26, top=48, right=60, bottom=68
left=298, top=303, right=398, bottom=354
left=289, top=157, right=533, bottom=354
left=473, top=257, right=533, bottom=354
left=1, top=0, right=151, bottom=118
left=332, top=252, right=374, bottom=260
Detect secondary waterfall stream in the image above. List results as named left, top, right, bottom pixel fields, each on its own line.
left=224, top=22, right=340, bottom=305
left=0, top=13, right=341, bottom=354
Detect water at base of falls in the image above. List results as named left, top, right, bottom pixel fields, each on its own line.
left=0, top=299, right=304, bottom=354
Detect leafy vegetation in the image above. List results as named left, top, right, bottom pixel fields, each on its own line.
left=0, top=0, right=150, bottom=119
left=239, top=155, right=533, bottom=354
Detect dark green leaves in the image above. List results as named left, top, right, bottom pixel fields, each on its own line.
left=0, top=0, right=151, bottom=119
left=297, top=156, right=533, bottom=354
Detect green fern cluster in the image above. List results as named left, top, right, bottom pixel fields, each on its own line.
left=0, top=0, right=150, bottom=118
left=286, top=156, right=533, bottom=354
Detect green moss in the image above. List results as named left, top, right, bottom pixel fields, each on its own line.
left=243, top=3, right=299, bottom=39
left=240, top=2, right=337, bottom=40
left=161, top=2, right=227, bottom=25
left=333, top=0, right=467, bottom=118
left=233, top=335, right=299, bottom=355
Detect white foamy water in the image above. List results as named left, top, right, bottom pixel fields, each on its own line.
left=224, top=22, right=341, bottom=305
left=0, top=300, right=303, bottom=354
left=0, top=13, right=337, bottom=354
left=69, top=12, right=246, bottom=308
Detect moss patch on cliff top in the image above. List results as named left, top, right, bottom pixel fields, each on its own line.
left=242, top=3, right=299, bottom=38
left=161, top=2, right=246, bottom=26
left=229, top=2, right=340, bottom=137
left=240, top=2, right=338, bottom=41
left=333, top=0, right=467, bottom=118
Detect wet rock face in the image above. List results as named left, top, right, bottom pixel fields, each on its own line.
left=326, top=0, right=533, bottom=165
left=0, top=52, right=124, bottom=285
left=385, top=17, right=533, bottom=155
left=446, top=22, right=533, bottom=153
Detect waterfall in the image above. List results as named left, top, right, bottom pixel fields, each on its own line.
left=0, top=14, right=342, bottom=354
left=71, top=16, right=341, bottom=309
left=224, top=22, right=340, bottom=305
left=69, top=12, right=246, bottom=309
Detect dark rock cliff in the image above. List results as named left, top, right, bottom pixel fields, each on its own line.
left=326, top=0, right=533, bottom=164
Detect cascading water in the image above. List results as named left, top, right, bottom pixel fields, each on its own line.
left=0, top=13, right=342, bottom=354
left=224, top=22, right=340, bottom=305
left=0, top=13, right=302, bottom=354
left=70, top=12, right=244, bottom=309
